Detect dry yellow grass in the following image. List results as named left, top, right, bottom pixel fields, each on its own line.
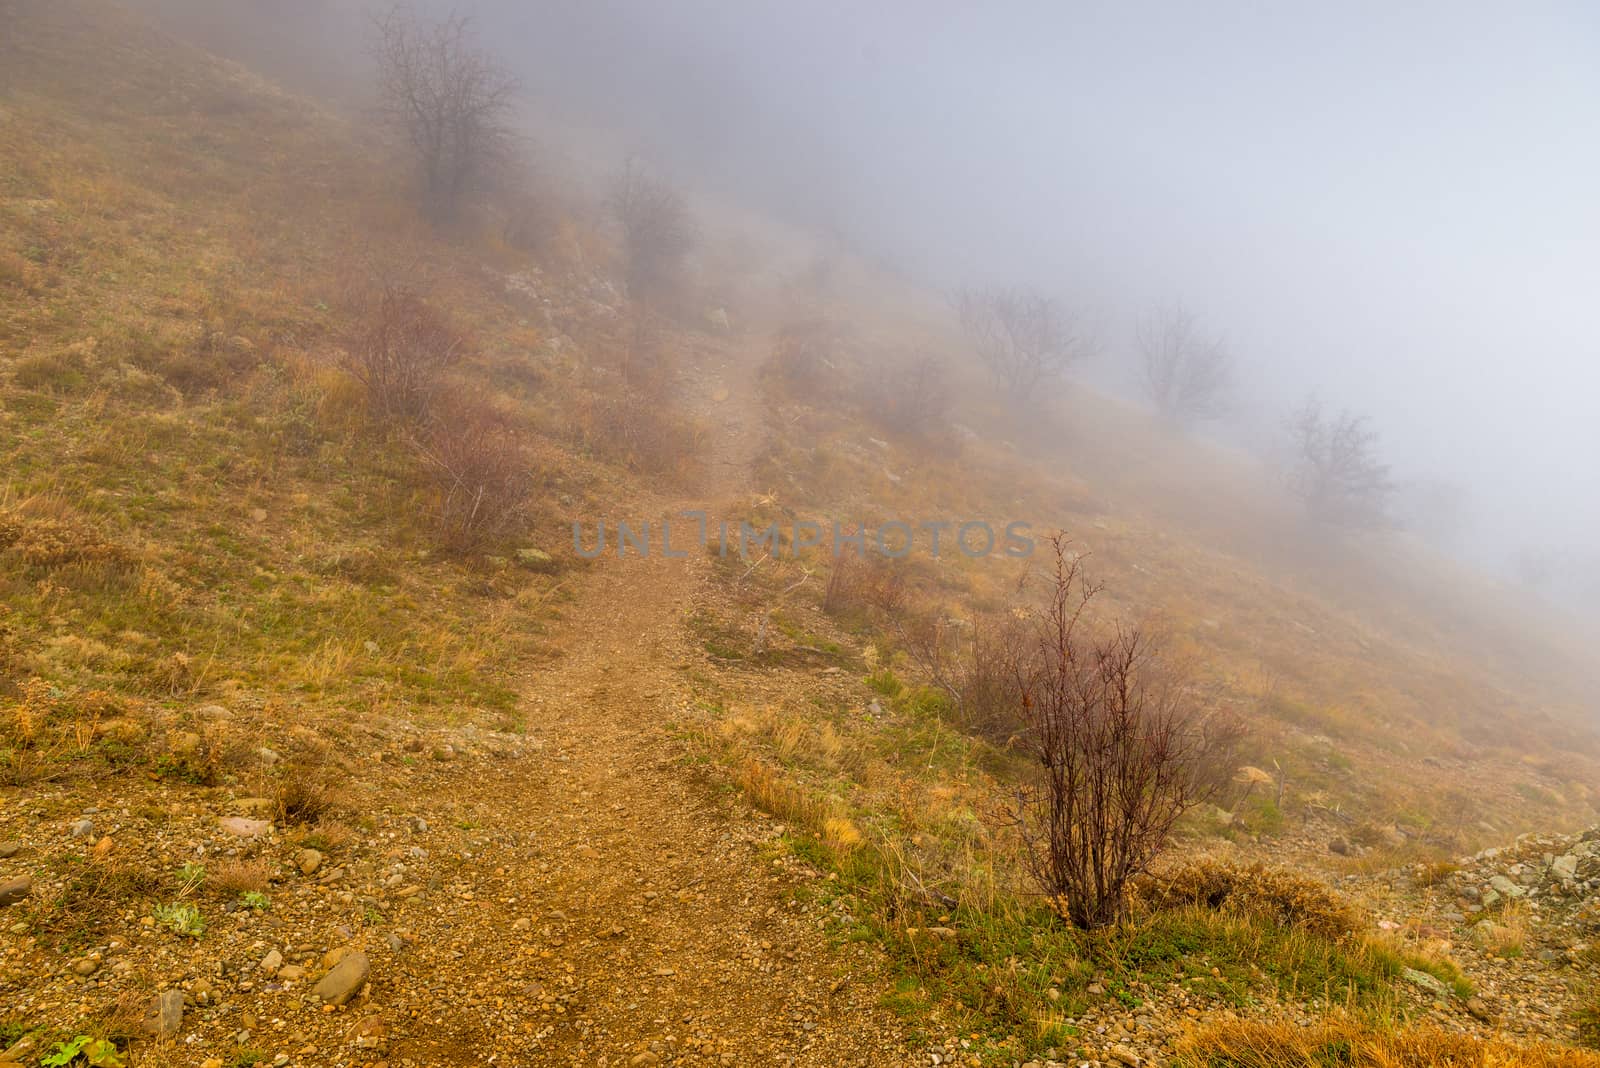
left=1175, top=1019, right=1600, bottom=1067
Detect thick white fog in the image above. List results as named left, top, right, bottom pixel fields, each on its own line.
left=135, top=0, right=1600, bottom=583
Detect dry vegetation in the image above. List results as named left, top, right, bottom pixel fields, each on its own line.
left=1175, top=1020, right=1600, bottom=1067
left=2, top=1, right=1599, bottom=1064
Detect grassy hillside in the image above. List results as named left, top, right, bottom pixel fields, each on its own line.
left=1, top=3, right=1598, bottom=1066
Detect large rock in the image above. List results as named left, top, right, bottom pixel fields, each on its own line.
left=314, top=950, right=369, bottom=1005
left=218, top=817, right=271, bottom=838
left=0, top=877, right=31, bottom=908
left=1488, top=874, right=1525, bottom=899
left=143, top=990, right=184, bottom=1038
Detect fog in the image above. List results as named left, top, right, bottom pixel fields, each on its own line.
left=140, top=0, right=1600, bottom=583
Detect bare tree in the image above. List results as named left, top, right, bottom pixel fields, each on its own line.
left=1011, top=535, right=1221, bottom=929
left=370, top=5, right=519, bottom=224
left=1285, top=397, right=1393, bottom=528
left=956, top=287, right=1093, bottom=400
left=1136, top=303, right=1233, bottom=424
left=609, top=158, right=694, bottom=304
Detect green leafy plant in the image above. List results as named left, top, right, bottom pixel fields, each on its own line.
left=152, top=902, right=204, bottom=938
left=239, top=890, right=270, bottom=911
left=42, top=1035, right=124, bottom=1067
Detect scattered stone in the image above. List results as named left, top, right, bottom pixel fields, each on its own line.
left=259, top=948, right=283, bottom=974
left=1328, top=837, right=1350, bottom=856
left=1488, top=874, right=1525, bottom=899
left=1401, top=967, right=1449, bottom=998
left=297, top=848, right=324, bottom=876
left=219, top=816, right=271, bottom=838
left=0, top=842, right=19, bottom=859
left=0, top=877, right=31, bottom=908
left=70, top=818, right=94, bottom=838
left=1108, top=1045, right=1142, bottom=1067
left=314, top=950, right=369, bottom=1005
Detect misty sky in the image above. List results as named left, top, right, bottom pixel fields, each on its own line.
left=170, top=0, right=1599, bottom=565
left=476, top=1, right=1600, bottom=563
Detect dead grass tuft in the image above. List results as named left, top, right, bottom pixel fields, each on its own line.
left=273, top=763, right=347, bottom=826
left=1135, top=860, right=1361, bottom=939
left=208, top=857, right=272, bottom=895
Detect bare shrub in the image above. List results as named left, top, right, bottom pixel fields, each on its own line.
left=370, top=5, right=519, bottom=223
left=821, top=536, right=906, bottom=618
left=342, top=285, right=468, bottom=426
left=956, top=287, right=1093, bottom=400
left=763, top=318, right=841, bottom=399
left=1136, top=303, right=1233, bottom=424
left=576, top=389, right=703, bottom=481
left=411, top=395, right=532, bottom=553
left=1286, top=397, right=1394, bottom=528
left=865, top=353, right=951, bottom=443
left=1010, top=535, right=1224, bottom=928
left=609, top=158, right=695, bottom=305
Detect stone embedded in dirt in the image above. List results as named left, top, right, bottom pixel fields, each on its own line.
left=313, top=949, right=369, bottom=1006
left=431, top=744, right=457, bottom=762
left=297, top=848, right=324, bottom=875
left=1401, top=967, right=1449, bottom=998
left=277, top=964, right=306, bottom=981
left=1328, top=837, right=1350, bottom=855
left=219, top=816, right=271, bottom=838
left=70, top=818, right=94, bottom=838
left=71, top=957, right=99, bottom=977
left=1488, top=874, right=1525, bottom=899
left=0, top=876, right=32, bottom=907
left=143, top=989, right=185, bottom=1038
left=2, top=1035, right=40, bottom=1062
left=0, top=842, right=20, bottom=859
left=259, top=948, right=283, bottom=974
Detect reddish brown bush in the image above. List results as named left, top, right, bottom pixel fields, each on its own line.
left=763, top=318, right=842, bottom=400
left=412, top=396, right=531, bottom=553
left=576, top=389, right=703, bottom=481
left=865, top=353, right=950, bottom=443
left=1010, top=534, right=1227, bottom=928
left=343, top=286, right=468, bottom=426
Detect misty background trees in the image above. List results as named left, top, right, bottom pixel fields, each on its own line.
left=956, top=287, right=1094, bottom=401
left=609, top=158, right=695, bottom=306
left=1136, top=303, right=1233, bottom=425
left=1286, top=398, right=1394, bottom=528
left=370, top=5, right=519, bottom=224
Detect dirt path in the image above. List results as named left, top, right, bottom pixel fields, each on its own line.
left=382, top=343, right=915, bottom=1066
